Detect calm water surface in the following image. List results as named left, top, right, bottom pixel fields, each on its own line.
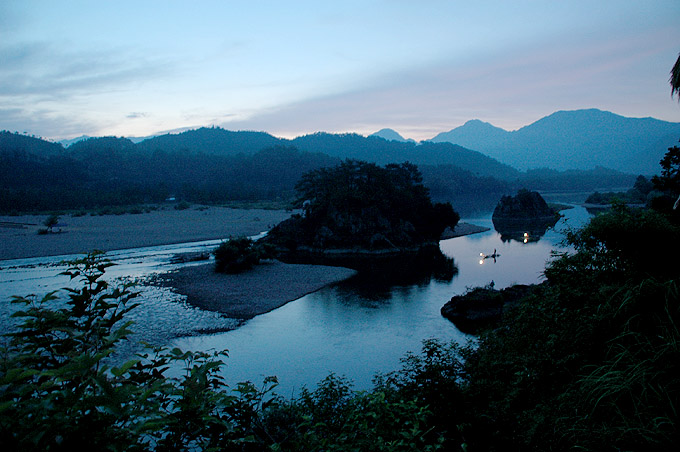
left=173, top=205, right=592, bottom=395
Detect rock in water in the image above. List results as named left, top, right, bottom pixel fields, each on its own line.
left=492, top=189, right=556, bottom=221
left=492, top=190, right=560, bottom=242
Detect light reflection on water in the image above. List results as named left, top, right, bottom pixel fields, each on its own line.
left=172, top=205, right=591, bottom=395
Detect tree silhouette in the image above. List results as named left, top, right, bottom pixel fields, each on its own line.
left=671, top=52, right=680, bottom=100
left=44, top=214, right=59, bottom=233
left=670, top=52, right=680, bottom=210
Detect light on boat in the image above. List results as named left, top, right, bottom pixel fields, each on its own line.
left=479, top=259, right=484, bottom=265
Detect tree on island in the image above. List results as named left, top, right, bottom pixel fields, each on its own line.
left=213, top=237, right=275, bottom=274
left=270, top=160, right=459, bottom=251
left=671, top=51, right=680, bottom=100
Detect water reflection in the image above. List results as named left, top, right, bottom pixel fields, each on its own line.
left=174, top=206, right=591, bottom=394
left=492, top=216, right=559, bottom=243
left=479, top=249, right=500, bottom=264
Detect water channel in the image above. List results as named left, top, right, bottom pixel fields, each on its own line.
left=173, top=205, right=591, bottom=395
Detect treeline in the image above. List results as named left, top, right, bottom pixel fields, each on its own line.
left=518, top=166, right=638, bottom=192
left=0, top=137, right=338, bottom=211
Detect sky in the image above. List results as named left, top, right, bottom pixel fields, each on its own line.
left=1, top=0, right=679, bottom=142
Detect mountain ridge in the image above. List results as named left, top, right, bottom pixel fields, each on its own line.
left=430, top=108, right=680, bottom=174
left=369, top=128, right=415, bottom=143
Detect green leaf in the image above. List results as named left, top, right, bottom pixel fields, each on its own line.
left=111, top=359, right=141, bottom=377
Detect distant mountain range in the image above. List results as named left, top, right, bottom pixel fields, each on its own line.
left=53, top=108, right=680, bottom=175
left=60, top=134, right=150, bottom=147
left=428, top=109, right=680, bottom=174
left=369, top=128, right=415, bottom=143
left=114, top=127, right=518, bottom=180
left=3, top=128, right=517, bottom=180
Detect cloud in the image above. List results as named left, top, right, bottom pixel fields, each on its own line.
left=0, top=107, right=98, bottom=139
left=0, top=41, right=172, bottom=100
left=221, top=29, right=680, bottom=140
left=126, top=112, right=148, bottom=119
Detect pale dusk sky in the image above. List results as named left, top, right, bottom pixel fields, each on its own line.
left=1, top=0, right=679, bottom=141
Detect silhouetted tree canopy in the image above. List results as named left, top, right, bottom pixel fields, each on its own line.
left=285, top=160, right=459, bottom=248
left=671, top=52, right=680, bottom=100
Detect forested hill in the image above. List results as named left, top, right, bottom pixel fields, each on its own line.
left=130, top=127, right=519, bottom=180
left=0, top=131, right=64, bottom=157
left=1, top=131, right=513, bottom=213
left=290, top=133, right=519, bottom=180
left=135, top=128, right=281, bottom=156
left=0, top=129, right=638, bottom=213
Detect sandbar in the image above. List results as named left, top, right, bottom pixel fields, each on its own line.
left=0, top=207, right=292, bottom=261
left=154, top=260, right=357, bottom=320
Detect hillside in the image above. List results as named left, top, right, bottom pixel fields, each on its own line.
left=431, top=109, right=680, bottom=174
left=131, top=127, right=517, bottom=180
left=0, top=125, right=641, bottom=214
left=135, top=127, right=281, bottom=155
left=0, top=131, right=64, bottom=157
left=290, top=132, right=519, bottom=179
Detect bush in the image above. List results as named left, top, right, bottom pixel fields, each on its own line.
left=0, top=252, right=446, bottom=451
left=174, top=200, right=191, bottom=210
left=0, top=252, right=273, bottom=450
left=213, top=237, right=275, bottom=273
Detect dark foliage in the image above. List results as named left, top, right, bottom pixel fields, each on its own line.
left=2, top=205, right=679, bottom=451
left=652, top=144, right=680, bottom=193
left=586, top=175, right=655, bottom=205
left=0, top=253, right=279, bottom=451
left=0, top=134, right=339, bottom=211
left=283, top=160, right=459, bottom=249
left=519, top=166, right=638, bottom=192
left=455, top=205, right=680, bottom=451
left=213, top=237, right=275, bottom=274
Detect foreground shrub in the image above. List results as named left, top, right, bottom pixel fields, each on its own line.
left=0, top=252, right=441, bottom=451
left=0, top=252, right=273, bottom=451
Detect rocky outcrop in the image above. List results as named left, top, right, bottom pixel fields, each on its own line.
left=492, top=190, right=560, bottom=243
left=492, top=190, right=557, bottom=222
left=441, top=284, right=536, bottom=334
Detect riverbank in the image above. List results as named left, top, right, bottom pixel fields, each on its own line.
left=0, top=207, right=292, bottom=260
left=154, top=260, right=357, bottom=320
left=441, top=222, right=491, bottom=240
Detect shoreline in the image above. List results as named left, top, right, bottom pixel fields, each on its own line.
left=441, top=222, right=491, bottom=240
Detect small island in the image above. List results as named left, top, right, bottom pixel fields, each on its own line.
left=441, top=284, right=538, bottom=334
left=263, top=160, right=460, bottom=275
left=492, top=189, right=561, bottom=242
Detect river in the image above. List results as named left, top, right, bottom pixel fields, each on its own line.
left=172, top=204, right=592, bottom=395
left=0, top=204, right=592, bottom=396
